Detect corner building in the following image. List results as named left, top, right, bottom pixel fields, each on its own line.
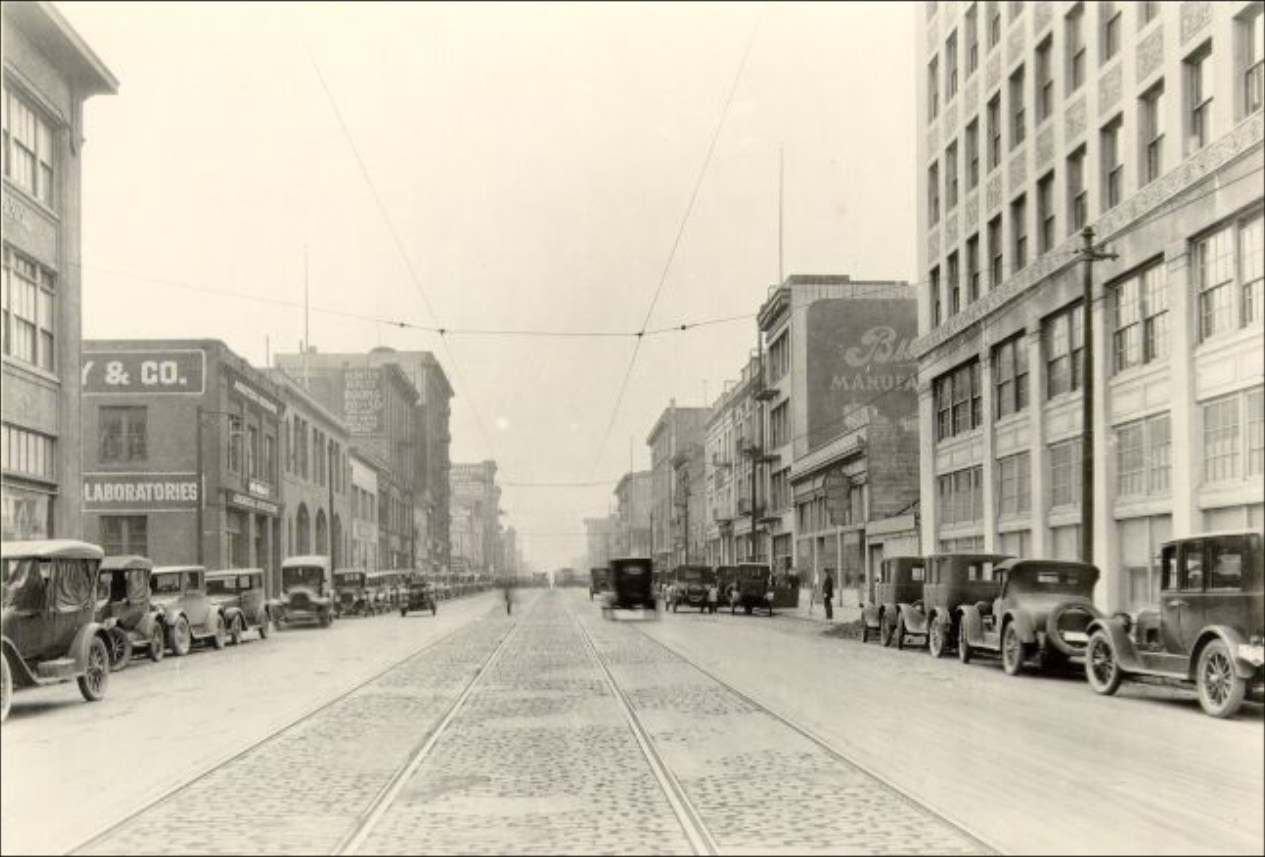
left=915, top=1, right=1263, bottom=612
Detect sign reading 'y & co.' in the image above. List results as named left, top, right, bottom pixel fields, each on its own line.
left=83, top=350, right=206, bottom=395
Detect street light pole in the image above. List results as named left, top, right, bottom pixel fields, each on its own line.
left=1078, top=226, right=1117, bottom=566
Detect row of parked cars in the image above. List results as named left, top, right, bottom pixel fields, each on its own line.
left=0, top=541, right=444, bottom=723
left=589, top=562, right=796, bottom=615
left=857, top=531, right=1264, bottom=719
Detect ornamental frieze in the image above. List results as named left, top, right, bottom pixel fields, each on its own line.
left=1137, top=26, right=1164, bottom=81
left=1180, top=1, right=1211, bottom=44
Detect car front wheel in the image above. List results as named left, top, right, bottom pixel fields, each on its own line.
left=1002, top=623, right=1027, bottom=676
left=894, top=615, right=907, bottom=651
left=169, top=616, right=192, bottom=656
left=106, top=627, right=132, bottom=672
left=77, top=637, right=110, bottom=702
left=259, top=612, right=272, bottom=639
left=928, top=615, right=948, bottom=658
left=880, top=614, right=894, bottom=647
left=148, top=623, right=165, bottom=662
left=210, top=613, right=227, bottom=650
left=1196, top=639, right=1246, bottom=719
left=1085, top=630, right=1122, bottom=696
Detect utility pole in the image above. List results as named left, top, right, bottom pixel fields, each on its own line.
left=1077, top=226, right=1117, bottom=566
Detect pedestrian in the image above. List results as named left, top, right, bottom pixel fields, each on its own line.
left=822, top=570, right=835, bottom=621
left=765, top=575, right=776, bottom=617
left=706, top=581, right=719, bottom=614
left=502, top=578, right=514, bottom=616
left=667, top=580, right=678, bottom=613
left=728, top=582, right=739, bottom=614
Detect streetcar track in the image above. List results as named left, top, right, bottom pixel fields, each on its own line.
left=67, top=602, right=511, bottom=857
left=627, top=619, right=1001, bottom=856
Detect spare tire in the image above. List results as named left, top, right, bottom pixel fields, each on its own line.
left=1046, top=603, right=1098, bottom=656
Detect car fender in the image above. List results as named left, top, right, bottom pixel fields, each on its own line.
left=1085, top=616, right=1144, bottom=671
left=958, top=603, right=984, bottom=646
left=221, top=605, right=244, bottom=627
left=1191, top=625, right=1261, bottom=681
left=1, top=635, right=39, bottom=688
left=134, top=610, right=161, bottom=639
left=71, top=622, right=111, bottom=673
left=1004, top=610, right=1037, bottom=645
left=927, top=606, right=955, bottom=634
left=896, top=602, right=928, bottom=634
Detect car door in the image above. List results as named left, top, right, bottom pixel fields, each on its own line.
left=183, top=570, right=210, bottom=629
left=50, top=560, right=95, bottom=658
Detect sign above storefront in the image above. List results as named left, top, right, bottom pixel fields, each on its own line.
left=83, top=350, right=206, bottom=395
left=226, top=491, right=280, bottom=517
left=82, top=473, right=199, bottom=511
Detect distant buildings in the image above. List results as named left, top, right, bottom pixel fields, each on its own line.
left=647, top=401, right=709, bottom=570
left=584, top=514, right=618, bottom=569
left=613, top=470, right=652, bottom=557
left=1, top=3, right=116, bottom=541
left=449, top=460, right=501, bottom=576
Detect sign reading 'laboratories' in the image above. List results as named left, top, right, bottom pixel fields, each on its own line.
left=83, top=473, right=200, bottom=510
left=83, top=350, right=206, bottom=395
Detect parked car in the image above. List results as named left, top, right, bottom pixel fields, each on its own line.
left=958, top=558, right=1102, bottom=675
left=733, top=562, right=774, bottom=615
left=150, top=565, right=228, bottom=655
left=1084, top=531, right=1264, bottom=718
left=589, top=567, right=609, bottom=601
left=2, top=540, right=114, bottom=723
left=205, top=568, right=272, bottom=644
left=860, top=556, right=925, bottom=646
left=275, top=556, right=335, bottom=628
left=96, top=554, right=165, bottom=668
left=400, top=573, right=437, bottom=617
left=882, top=553, right=1013, bottom=656
left=333, top=569, right=370, bottom=617
left=671, top=564, right=715, bottom=612
left=366, top=570, right=402, bottom=614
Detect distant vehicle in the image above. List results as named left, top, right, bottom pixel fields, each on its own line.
left=2, top=540, right=114, bottom=723
left=1084, top=531, right=1264, bottom=718
left=671, top=564, right=715, bottom=612
left=150, top=565, right=229, bottom=655
left=556, top=568, right=582, bottom=588
left=333, top=569, right=370, bottom=617
left=205, top=568, right=272, bottom=644
left=604, top=557, right=657, bottom=617
left=275, top=556, right=335, bottom=628
left=860, top=556, right=925, bottom=646
left=734, top=563, right=774, bottom=615
left=958, top=558, right=1102, bottom=675
left=589, top=567, right=609, bottom=601
left=400, top=572, right=437, bottom=617
left=96, top=554, right=166, bottom=668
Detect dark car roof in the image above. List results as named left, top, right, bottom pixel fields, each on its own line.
left=997, top=557, right=1100, bottom=583
left=100, top=554, right=154, bottom=571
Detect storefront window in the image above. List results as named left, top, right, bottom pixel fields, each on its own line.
left=1, top=483, right=52, bottom=540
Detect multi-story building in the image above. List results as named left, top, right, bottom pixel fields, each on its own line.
left=612, top=470, right=652, bottom=557
left=757, top=275, right=921, bottom=598
left=349, top=447, right=381, bottom=570
left=584, top=514, right=618, bottom=569
left=647, top=401, right=710, bottom=570
left=449, top=460, right=500, bottom=575
left=703, top=355, right=762, bottom=565
left=267, top=368, right=351, bottom=576
left=272, top=350, right=419, bottom=569
left=80, top=340, right=284, bottom=580
left=501, top=525, right=519, bottom=576
left=915, top=1, right=1264, bottom=612
left=1, top=3, right=116, bottom=541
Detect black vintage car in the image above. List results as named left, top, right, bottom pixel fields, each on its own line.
left=1085, top=531, right=1264, bottom=718
left=604, top=556, right=657, bottom=617
left=671, top=564, right=715, bottom=612
left=896, top=553, right=1012, bottom=656
left=400, top=573, right=437, bottom=617
left=734, top=563, right=774, bottom=615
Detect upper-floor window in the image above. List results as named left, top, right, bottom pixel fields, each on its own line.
left=0, top=83, right=56, bottom=208
left=1185, top=44, right=1214, bottom=153
left=1067, top=146, right=1087, bottom=234
left=939, top=465, right=984, bottom=525
left=946, top=31, right=959, bottom=102
left=1, top=246, right=55, bottom=371
left=1202, top=388, right=1265, bottom=483
left=1009, top=65, right=1027, bottom=148
left=1045, top=302, right=1084, bottom=398
left=934, top=359, right=983, bottom=441
left=993, top=333, right=1029, bottom=419
left=1238, top=6, right=1264, bottom=117
left=1195, top=210, right=1264, bottom=340
left=1036, top=38, right=1055, bottom=124
left=1037, top=171, right=1056, bottom=253
left=987, top=1, right=1002, bottom=49
left=1101, top=115, right=1124, bottom=210
left=948, top=251, right=961, bottom=316
left=247, top=425, right=260, bottom=479
left=100, top=406, right=148, bottom=464
left=929, top=56, right=941, bottom=121
left=966, top=3, right=980, bottom=76
left=996, top=451, right=1031, bottom=516
left=1140, top=82, right=1165, bottom=185
left=1049, top=438, right=1083, bottom=507
left=1138, top=1, right=1160, bottom=29
left=988, top=214, right=1004, bottom=288
left=1100, top=2, right=1122, bottom=63
left=966, top=118, right=980, bottom=188
left=1066, top=4, right=1086, bottom=94
left=928, top=161, right=941, bottom=226
left=1116, top=412, right=1171, bottom=497
left=946, top=140, right=959, bottom=210
left=227, top=415, right=243, bottom=473
left=769, top=401, right=790, bottom=448
left=1110, top=261, right=1169, bottom=373
left=768, top=331, right=790, bottom=382
left=987, top=95, right=1002, bottom=169
left=966, top=234, right=981, bottom=304
left=930, top=266, right=942, bottom=329
left=1, top=424, right=55, bottom=481
left=1011, top=194, right=1028, bottom=271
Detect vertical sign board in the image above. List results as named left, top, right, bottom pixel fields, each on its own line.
left=805, top=298, right=919, bottom=452
left=343, top=368, right=383, bottom=435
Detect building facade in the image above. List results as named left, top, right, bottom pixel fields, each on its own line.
left=612, top=470, right=652, bottom=557
left=449, top=460, right=500, bottom=575
left=646, top=401, right=710, bottom=570
left=584, top=514, right=618, bottom=569
left=915, top=1, right=1264, bottom=612
left=704, top=355, right=762, bottom=566
left=1, top=3, right=116, bottom=541
left=80, top=340, right=284, bottom=581
left=348, top=447, right=381, bottom=571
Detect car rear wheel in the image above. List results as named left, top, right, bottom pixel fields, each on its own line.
left=77, top=637, right=110, bottom=702
left=928, top=615, right=948, bottom=658
left=169, top=616, right=192, bottom=657
left=229, top=615, right=245, bottom=646
left=958, top=620, right=972, bottom=664
left=1085, top=630, right=1122, bottom=695
left=148, top=624, right=165, bottom=662
left=1197, top=639, right=1246, bottom=719
left=895, top=615, right=907, bottom=651
left=105, top=627, right=132, bottom=672
left=1002, top=623, right=1027, bottom=676
left=210, top=613, right=227, bottom=650
left=1, top=654, right=12, bottom=724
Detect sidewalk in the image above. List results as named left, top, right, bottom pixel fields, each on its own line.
left=776, top=589, right=863, bottom=632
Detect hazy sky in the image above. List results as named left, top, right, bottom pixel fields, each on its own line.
left=59, top=1, right=916, bottom=570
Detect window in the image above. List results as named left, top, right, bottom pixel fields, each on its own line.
left=1195, top=211, right=1264, bottom=340
left=1037, top=171, right=1056, bottom=253
left=1009, top=65, right=1026, bottom=148
left=1186, top=45, right=1213, bottom=153
left=946, top=31, right=959, bottom=102
left=99, top=407, right=148, bottom=464
left=1, top=83, right=56, bottom=207
left=1110, top=261, right=1168, bottom=372
left=227, top=415, right=243, bottom=473
left=1036, top=38, right=1054, bottom=123
left=1, top=247, right=56, bottom=371
left=996, top=452, right=1031, bottom=515
left=966, top=3, right=980, bottom=75
left=1066, top=4, right=1086, bottom=93
left=264, top=435, right=276, bottom=484
left=948, top=251, right=961, bottom=316
left=1100, top=2, right=1121, bottom=63
left=993, top=333, right=1029, bottom=418
left=934, top=359, right=983, bottom=441
left=1, top=423, right=55, bottom=480
left=1249, top=388, right=1264, bottom=476
left=769, top=402, right=790, bottom=447
left=1140, top=82, right=1165, bottom=185
left=100, top=516, right=148, bottom=557
left=988, top=215, right=1004, bottom=288
left=247, top=425, right=259, bottom=479
left=1116, top=413, right=1171, bottom=497
left=930, top=266, right=942, bottom=328
left=768, top=331, right=790, bottom=381
left=966, top=234, right=981, bottom=304
left=1238, top=6, right=1263, bottom=117
left=1139, top=1, right=1160, bottom=29
left=1067, top=146, right=1087, bottom=234
left=966, top=118, right=980, bottom=188
left=1203, top=395, right=1241, bottom=483
left=928, top=161, right=940, bottom=226
left=938, top=465, right=984, bottom=525
left=1045, top=302, right=1084, bottom=397
left=987, top=95, right=1002, bottom=169
left=929, top=56, right=941, bottom=121
left=1011, top=194, right=1028, bottom=270
left=1049, top=438, right=1082, bottom=507
left=987, top=1, right=1001, bottom=49
left=1101, top=116, right=1123, bottom=210
left=946, top=140, right=959, bottom=210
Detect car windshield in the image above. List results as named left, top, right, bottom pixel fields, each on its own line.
left=150, top=572, right=184, bottom=594
left=206, top=577, right=239, bottom=596
left=283, top=567, right=325, bottom=591
left=336, top=573, right=364, bottom=586
left=1010, top=566, right=1093, bottom=595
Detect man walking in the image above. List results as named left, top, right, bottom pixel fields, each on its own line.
left=822, top=570, right=835, bottom=621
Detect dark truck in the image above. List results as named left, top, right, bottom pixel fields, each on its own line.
left=671, top=564, right=715, bottom=612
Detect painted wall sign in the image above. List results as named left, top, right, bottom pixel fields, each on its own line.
left=343, top=368, right=383, bottom=434
left=83, top=350, right=206, bottom=395
left=82, top=472, right=199, bottom=510
left=227, top=491, right=280, bottom=517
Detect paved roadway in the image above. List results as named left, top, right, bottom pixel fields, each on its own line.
left=2, top=588, right=1260, bottom=855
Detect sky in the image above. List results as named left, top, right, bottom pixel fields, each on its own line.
left=58, top=1, right=917, bottom=571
